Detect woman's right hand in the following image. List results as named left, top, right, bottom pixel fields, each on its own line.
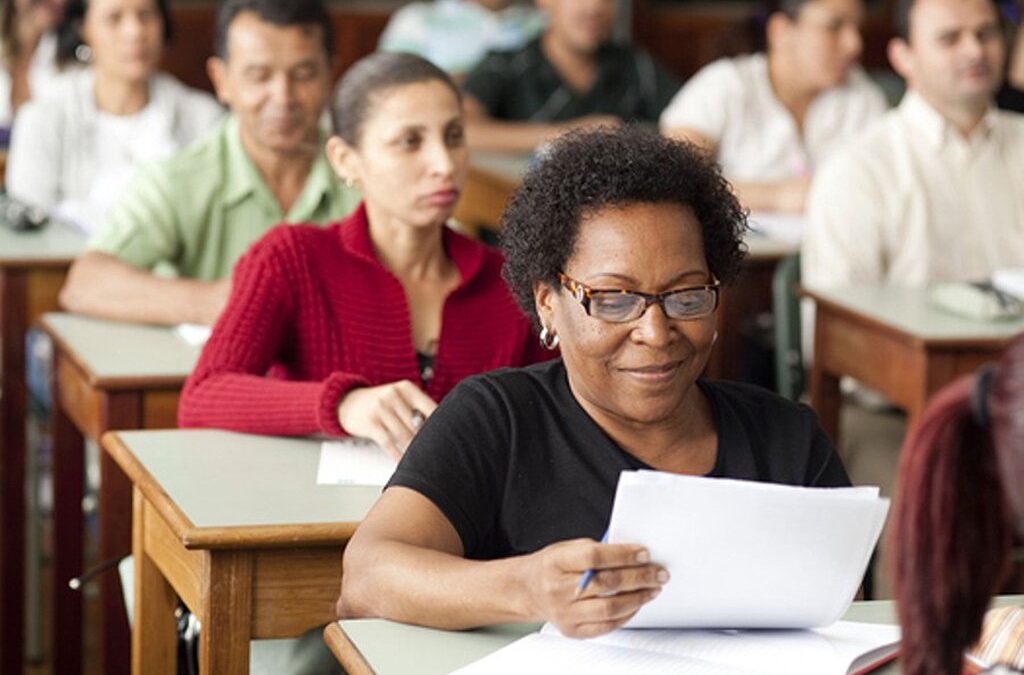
left=523, top=538, right=669, bottom=639
left=337, top=380, right=438, bottom=460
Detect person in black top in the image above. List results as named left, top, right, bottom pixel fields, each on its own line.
left=338, top=126, right=850, bottom=639
left=461, top=0, right=678, bottom=152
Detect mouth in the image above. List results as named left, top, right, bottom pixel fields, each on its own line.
left=619, top=360, right=684, bottom=384
left=423, top=189, right=460, bottom=207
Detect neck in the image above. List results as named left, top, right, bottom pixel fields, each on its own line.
left=541, top=32, right=598, bottom=93
left=767, top=52, right=820, bottom=129
left=571, top=375, right=716, bottom=473
left=1009, top=29, right=1024, bottom=90
left=239, top=127, right=318, bottom=213
left=364, top=202, right=451, bottom=281
left=93, top=72, right=150, bottom=116
left=913, top=88, right=991, bottom=139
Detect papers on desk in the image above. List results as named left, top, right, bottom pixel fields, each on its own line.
left=610, top=471, right=889, bottom=629
left=747, top=211, right=805, bottom=245
left=993, top=268, right=1024, bottom=301
left=174, top=323, right=212, bottom=346
left=316, top=439, right=396, bottom=486
left=454, top=621, right=900, bottom=675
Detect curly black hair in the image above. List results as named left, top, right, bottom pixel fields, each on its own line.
left=501, top=125, right=748, bottom=326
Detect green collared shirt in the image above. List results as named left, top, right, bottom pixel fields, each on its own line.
left=88, top=114, right=360, bottom=280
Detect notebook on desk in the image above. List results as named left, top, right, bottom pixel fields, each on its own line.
left=454, top=621, right=900, bottom=675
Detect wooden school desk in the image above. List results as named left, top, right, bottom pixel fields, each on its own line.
left=451, top=151, right=798, bottom=382
left=102, top=429, right=380, bottom=675
left=803, top=285, right=1024, bottom=445
left=39, top=313, right=202, bottom=675
left=326, top=596, right=1024, bottom=674
left=0, top=222, right=83, bottom=675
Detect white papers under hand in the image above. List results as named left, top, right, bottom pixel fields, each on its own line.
left=316, top=439, right=396, bottom=486
left=174, top=323, right=212, bottom=346
left=607, top=472, right=889, bottom=629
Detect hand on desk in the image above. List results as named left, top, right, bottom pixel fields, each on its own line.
left=337, top=380, right=438, bottom=460
left=525, top=538, right=668, bottom=639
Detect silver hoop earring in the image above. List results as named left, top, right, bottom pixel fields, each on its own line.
left=342, top=176, right=355, bottom=188
left=539, top=326, right=559, bottom=350
left=75, top=44, right=92, bottom=63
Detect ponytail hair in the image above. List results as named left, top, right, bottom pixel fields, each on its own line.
left=892, top=333, right=1024, bottom=675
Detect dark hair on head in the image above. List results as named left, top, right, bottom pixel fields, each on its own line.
left=742, top=1, right=819, bottom=56
left=215, top=0, right=332, bottom=60
left=500, top=125, right=747, bottom=328
left=892, top=334, right=1024, bottom=675
left=331, top=51, right=461, bottom=147
left=893, top=0, right=1001, bottom=41
left=54, top=0, right=174, bottom=67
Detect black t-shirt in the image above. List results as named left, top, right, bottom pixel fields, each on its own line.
left=462, top=38, right=680, bottom=123
left=388, top=359, right=849, bottom=560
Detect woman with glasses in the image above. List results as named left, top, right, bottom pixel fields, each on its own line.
left=660, top=0, right=886, bottom=213
left=178, top=52, right=550, bottom=458
left=337, top=126, right=850, bottom=638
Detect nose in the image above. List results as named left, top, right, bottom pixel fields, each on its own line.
left=630, top=302, right=675, bottom=348
left=426, top=138, right=457, bottom=179
left=962, top=31, right=986, bottom=60
left=268, top=73, right=298, bottom=107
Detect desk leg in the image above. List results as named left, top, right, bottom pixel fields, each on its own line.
left=51, top=379, right=84, bottom=675
left=132, top=488, right=177, bottom=675
left=200, top=551, right=253, bottom=675
left=0, top=268, right=27, bottom=675
left=99, top=392, right=139, bottom=675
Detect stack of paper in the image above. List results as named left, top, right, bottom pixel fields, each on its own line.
left=993, top=268, right=1024, bottom=301
left=316, top=439, right=396, bottom=486
left=610, top=471, right=889, bottom=629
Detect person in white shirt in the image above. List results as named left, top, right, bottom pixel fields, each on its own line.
left=6, top=0, right=222, bottom=234
left=660, top=0, right=887, bottom=213
left=0, top=0, right=66, bottom=128
left=802, top=0, right=1024, bottom=289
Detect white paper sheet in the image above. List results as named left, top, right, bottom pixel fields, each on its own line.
left=747, top=212, right=805, bottom=245
left=316, top=439, right=396, bottom=486
left=607, top=472, right=889, bottom=629
left=174, top=323, right=212, bottom=346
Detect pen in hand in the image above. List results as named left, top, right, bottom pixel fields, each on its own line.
left=574, top=530, right=609, bottom=599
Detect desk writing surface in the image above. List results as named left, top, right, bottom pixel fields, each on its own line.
left=41, top=312, right=201, bottom=385
left=0, top=221, right=84, bottom=265
left=804, top=285, right=1024, bottom=342
left=114, top=429, right=380, bottom=531
left=469, top=152, right=529, bottom=182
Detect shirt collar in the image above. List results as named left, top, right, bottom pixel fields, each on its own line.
left=899, top=90, right=999, bottom=149
left=339, top=203, right=486, bottom=286
left=222, top=114, right=336, bottom=220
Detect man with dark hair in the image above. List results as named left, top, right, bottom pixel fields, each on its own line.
left=804, top=0, right=1024, bottom=289
left=60, top=0, right=359, bottom=326
left=460, top=0, right=678, bottom=152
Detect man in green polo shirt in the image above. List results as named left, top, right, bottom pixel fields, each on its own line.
left=60, top=0, right=360, bottom=326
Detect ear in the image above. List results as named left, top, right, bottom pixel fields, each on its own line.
left=533, top=279, right=560, bottom=332
left=765, top=12, right=793, bottom=50
left=887, top=37, right=913, bottom=81
left=207, top=57, right=231, bottom=106
left=326, top=135, right=360, bottom=186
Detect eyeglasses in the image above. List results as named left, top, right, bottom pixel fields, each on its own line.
left=559, top=273, right=720, bottom=323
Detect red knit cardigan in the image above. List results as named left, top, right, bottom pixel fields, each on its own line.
left=177, top=204, right=551, bottom=436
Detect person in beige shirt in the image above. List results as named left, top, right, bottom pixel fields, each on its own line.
left=803, top=0, right=1024, bottom=289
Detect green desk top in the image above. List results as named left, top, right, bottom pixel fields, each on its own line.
left=41, top=312, right=200, bottom=384
left=0, top=221, right=84, bottom=266
left=804, top=284, right=1024, bottom=343
left=113, top=429, right=380, bottom=533
left=337, top=596, right=1024, bottom=674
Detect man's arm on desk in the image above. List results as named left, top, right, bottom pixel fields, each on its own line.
left=60, top=251, right=229, bottom=326
left=463, top=96, right=619, bottom=153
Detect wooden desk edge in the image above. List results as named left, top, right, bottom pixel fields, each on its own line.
left=0, top=256, right=76, bottom=270
left=324, top=623, right=375, bottom=675
left=39, top=315, right=191, bottom=389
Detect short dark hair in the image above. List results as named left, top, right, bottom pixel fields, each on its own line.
left=894, top=0, right=1001, bottom=41
left=765, top=0, right=816, bottom=19
left=55, top=0, right=174, bottom=67
left=501, top=126, right=748, bottom=327
left=331, top=51, right=461, bottom=147
left=214, top=0, right=333, bottom=60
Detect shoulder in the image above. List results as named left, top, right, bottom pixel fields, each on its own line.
left=451, top=359, right=566, bottom=411
left=831, top=66, right=889, bottom=112
left=140, top=117, right=231, bottom=187
left=235, top=221, right=340, bottom=281
left=692, top=54, right=760, bottom=92
left=702, top=379, right=817, bottom=429
left=996, top=109, right=1024, bottom=140
left=474, top=40, right=540, bottom=75
left=814, top=111, right=900, bottom=187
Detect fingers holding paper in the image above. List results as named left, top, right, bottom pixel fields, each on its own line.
left=527, top=538, right=667, bottom=639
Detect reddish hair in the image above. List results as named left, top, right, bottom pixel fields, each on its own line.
left=892, top=334, right=1024, bottom=675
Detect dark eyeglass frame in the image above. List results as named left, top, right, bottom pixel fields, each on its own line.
left=558, top=273, right=721, bottom=323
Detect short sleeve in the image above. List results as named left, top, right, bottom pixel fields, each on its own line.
left=7, top=99, right=62, bottom=210
left=462, top=52, right=514, bottom=117
left=87, top=159, right=182, bottom=270
left=658, top=58, right=738, bottom=142
left=387, top=377, right=512, bottom=557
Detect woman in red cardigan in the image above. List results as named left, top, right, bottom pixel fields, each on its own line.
left=178, top=52, right=551, bottom=456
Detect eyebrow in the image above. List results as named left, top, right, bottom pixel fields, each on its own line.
left=583, top=270, right=711, bottom=287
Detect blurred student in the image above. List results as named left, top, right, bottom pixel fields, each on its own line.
left=461, top=0, right=678, bottom=152
left=661, top=0, right=886, bottom=213
left=0, top=0, right=65, bottom=129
